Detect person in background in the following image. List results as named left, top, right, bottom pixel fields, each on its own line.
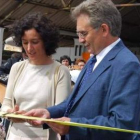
left=1, top=12, right=71, bottom=140
left=0, top=51, right=28, bottom=85
left=0, top=52, right=22, bottom=76
left=60, top=55, right=71, bottom=67
left=70, top=69, right=80, bottom=89
left=23, top=0, right=140, bottom=140
left=70, top=58, right=86, bottom=87
left=75, top=58, right=86, bottom=70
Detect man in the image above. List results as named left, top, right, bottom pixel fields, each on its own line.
left=0, top=51, right=28, bottom=76
left=25, top=0, right=140, bottom=139
left=0, top=52, right=22, bottom=76
left=0, top=52, right=28, bottom=85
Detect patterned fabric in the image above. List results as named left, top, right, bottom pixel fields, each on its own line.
left=64, top=56, right=97, bottom=117
left=0, top=122, right=6, bottom=140
left=79, top=55, right=97, bottom=89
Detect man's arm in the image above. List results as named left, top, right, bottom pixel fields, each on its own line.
left=43, top=61, right=140, bottom=139
left=24, top=99, right=68, bottom=125
left=68, top=61, right=140, bottom=139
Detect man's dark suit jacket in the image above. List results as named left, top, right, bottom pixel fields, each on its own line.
left=47, top=40, right=140, bottom=140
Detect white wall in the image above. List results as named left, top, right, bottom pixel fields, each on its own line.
left=52, top=38, right=85, bottom=62
left=52, top=47, right=75, bottom=61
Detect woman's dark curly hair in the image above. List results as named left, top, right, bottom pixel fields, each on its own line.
left=11, top=12, right=59, bottom=56
left=60, top=55, right=71, bottom=65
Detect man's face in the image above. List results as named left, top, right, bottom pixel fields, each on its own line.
left=76, top=14, right=104, bottom=55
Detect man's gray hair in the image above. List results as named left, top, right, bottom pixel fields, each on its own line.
left=71, top=0, right=122, bottom=37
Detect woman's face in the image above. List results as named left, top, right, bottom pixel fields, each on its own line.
left=78, top=61, right=85, bottom=70
left=61, top=59, right=70, bottom=67
left=21, top=28, right=47, bottom=64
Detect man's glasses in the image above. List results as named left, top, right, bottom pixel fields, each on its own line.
left=76, top=28, right=94, bottom=39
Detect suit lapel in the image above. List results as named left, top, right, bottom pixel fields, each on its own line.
left=72, top=60, right=111, bottom=107
left=71, top=40, right=125, bottom=108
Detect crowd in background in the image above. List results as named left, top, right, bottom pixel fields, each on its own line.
left=59, top=55, right=86, bottom=87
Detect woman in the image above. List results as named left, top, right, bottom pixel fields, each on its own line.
left=75, top=58, right=86, bottom=70
left=60, top=55, right=71, bottom=67
left=1, top=13, right=71, bottom=140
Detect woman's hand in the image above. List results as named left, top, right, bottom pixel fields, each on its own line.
left=7, top=104, right=19, bottom=113
left=7, top=105, right=26, bottom=123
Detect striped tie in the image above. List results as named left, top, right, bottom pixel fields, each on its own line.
left=64, top=55, right=97, bottom=117
left=79, top=55, right=97, bottom=89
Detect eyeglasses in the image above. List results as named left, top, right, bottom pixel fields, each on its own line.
left=76, top=28, right=94, bottom=39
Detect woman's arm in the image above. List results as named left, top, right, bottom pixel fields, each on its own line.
left=1, top=63, right=20, bottom=112
left=55, top=65, right=71, bottom=105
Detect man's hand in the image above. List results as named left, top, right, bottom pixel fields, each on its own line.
left=47, top=117, right=70, bottom=135
left=24, top=109, right=50, bottom=126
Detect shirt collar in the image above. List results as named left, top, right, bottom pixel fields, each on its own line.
left=96, top=38, right=121, bottom=61
left=92, top=38, right=121, bottom=70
